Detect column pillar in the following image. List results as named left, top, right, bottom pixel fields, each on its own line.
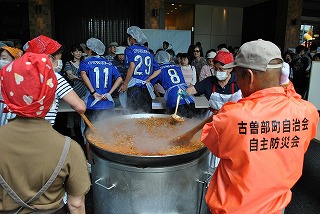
left=275, top=0, right=303, bottom=51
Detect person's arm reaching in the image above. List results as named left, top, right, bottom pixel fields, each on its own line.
left=120, top=62, right=135, bottom=92
left=186, top=85, right=198, bottom=96
left=108, top=76, right=123, bottom=95
left=80, top=70, right=101, bottom=100
left=145, top=69, right=161, bottom=83
left=67, top=194, right=86, bottom=214
left=63, top=90, right=86, bottom=114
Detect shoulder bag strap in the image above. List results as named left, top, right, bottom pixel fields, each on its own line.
left=0, top=136, right=71, bottom=213
left=26, top=136, right=71, bottom=203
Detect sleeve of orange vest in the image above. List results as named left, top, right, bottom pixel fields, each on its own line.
left=201, top=118, right=220, bottom=156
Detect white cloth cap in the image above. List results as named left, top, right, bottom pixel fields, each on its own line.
left=207, top=52, right=217, bottom=59
left=155, top=50, right=170, bottom=64
left=127, top=26, right=148, bottom=45
left=115, top=46, right=126, bottom=55
left=86, top=38, right=105, bottom=55
left=223, top=39, right=283, bottom=71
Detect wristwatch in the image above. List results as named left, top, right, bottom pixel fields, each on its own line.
left=90, top=90, right=96, bottom=95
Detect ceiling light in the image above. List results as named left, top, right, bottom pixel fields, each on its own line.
left=171, top=4, right=174, bottom=6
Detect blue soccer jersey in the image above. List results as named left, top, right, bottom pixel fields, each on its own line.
left=152, top=63, right=194, bottom=109
left=79, top=56, right=121, bottom=110
left=125, top=44, right=160, bottom=87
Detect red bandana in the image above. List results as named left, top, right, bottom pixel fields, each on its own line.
left=1, top=52, right=57, bottom=118
left=25, top=35, right=62, bottom=55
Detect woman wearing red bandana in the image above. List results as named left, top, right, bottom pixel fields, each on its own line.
left=0, top=53, right=91, bottom=213
left=23, top=35, right=86, bottom=125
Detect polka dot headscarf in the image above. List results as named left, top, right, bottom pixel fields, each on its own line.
left=1, top=52, right=57, bottom=118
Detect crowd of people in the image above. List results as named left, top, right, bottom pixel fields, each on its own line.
left=0, top=25, right=319, bottom=213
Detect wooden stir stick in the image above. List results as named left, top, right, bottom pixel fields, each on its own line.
left=80, top=113, right=96, bottom=132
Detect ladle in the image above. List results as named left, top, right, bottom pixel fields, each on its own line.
left=170, top=116, right=213, bottom=145
left=171, top=94, right=185, bottom=122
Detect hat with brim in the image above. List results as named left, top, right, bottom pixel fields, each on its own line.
left=213, top=51, right=234, bottom=65
left=115, top=46, right=126, bottom=55
left=223, top=39, right=283, bottom=71
left=109, top=42, right=119, bottom=47
left=207, top=52, right=217, bottom=59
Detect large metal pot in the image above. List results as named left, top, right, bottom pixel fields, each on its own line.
left=91, top=148, right=211, bottom=214
left=87, top=114, right=208, bottom=167
left=87, top=114, right=211, bottom=213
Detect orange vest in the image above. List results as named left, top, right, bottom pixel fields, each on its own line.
left=201, top=87, right=318, bottom=214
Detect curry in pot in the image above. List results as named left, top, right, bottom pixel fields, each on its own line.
left=86, top=117, right=205, bottom=156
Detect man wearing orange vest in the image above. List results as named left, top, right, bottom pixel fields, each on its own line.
left=201, top=39, right=318, bottom=214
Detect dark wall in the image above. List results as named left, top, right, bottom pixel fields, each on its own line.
left=54, top=0, right=145, bottom=54
left=0, top=2, right=30, bottom=47
left=241, top=0, right=278, bottom=45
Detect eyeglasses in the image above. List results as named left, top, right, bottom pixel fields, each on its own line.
left=194, top=50, right=200, bottom=53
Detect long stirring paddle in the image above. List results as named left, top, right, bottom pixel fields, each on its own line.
left=80, top=113, right=96, bottom=132
left=170, top=116, right=213, bottom=145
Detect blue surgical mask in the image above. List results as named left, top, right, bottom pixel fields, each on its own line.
left=0, top=59, right=11, bottom=69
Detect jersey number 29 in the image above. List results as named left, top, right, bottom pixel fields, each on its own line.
left=134, top=55, right=152, bottom=75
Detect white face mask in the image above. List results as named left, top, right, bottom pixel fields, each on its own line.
left=215, top=70, right=228, bottom=80
left=0, top=59, right=11, bottom=69
left=54, top=60, right=63, bottom=73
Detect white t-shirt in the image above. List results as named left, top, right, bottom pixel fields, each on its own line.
left=45, top=73, right=73, bottom=125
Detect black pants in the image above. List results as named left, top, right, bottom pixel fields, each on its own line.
left=127, top=86, right=152, bottom=113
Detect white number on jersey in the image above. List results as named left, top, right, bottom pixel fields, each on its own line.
left=133, top=55, right=152, bottom=75
left=93, top=66, right=109, bottom=88
left=168, top=68, right=180, bottom=84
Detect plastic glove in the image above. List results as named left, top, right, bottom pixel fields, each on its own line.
left=178, top=90, right=189, bottom=98
left=106, top=93, right=114, bottom=102
left=146, top=82, right=156, bottom=99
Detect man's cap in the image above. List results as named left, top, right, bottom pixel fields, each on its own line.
left=24, top=35, right=62, bottom=55
left=79, top=43, right=86, bottom=50
left=115, top=46, right=126, bottom=55
left=213, top=51, right=234, bottom=65
left=206, top=52, right=217, bottom=59
left=109, top=42, right=119, bottom=47
left=1, top=52, right=57, bottom=118
left=223, top=39, right=283, bottom=71
left=1, top=46, right=23, bottom=59
left=86, top=38, right=105, bottom=55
